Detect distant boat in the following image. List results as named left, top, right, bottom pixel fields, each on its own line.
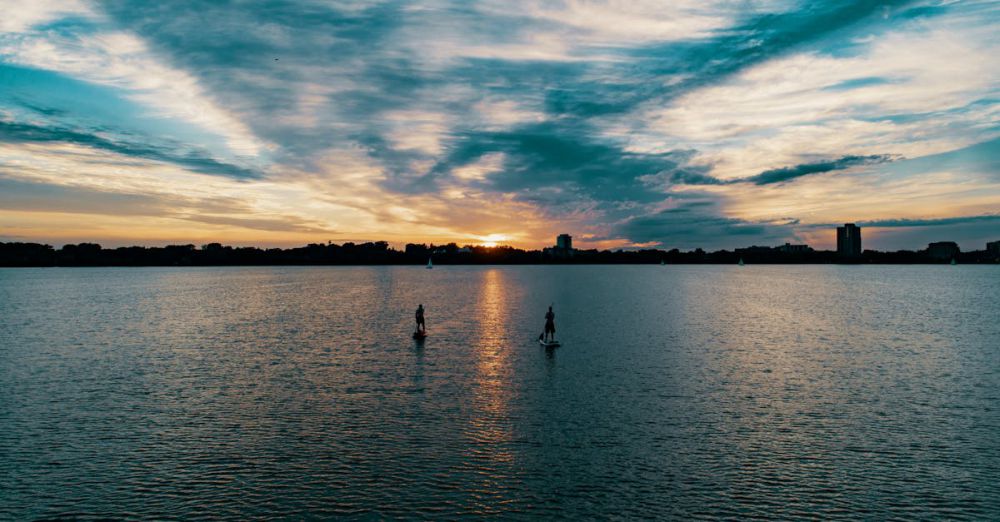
left=660, top=259, right=665, bottom=266
left=951, top=258, right=957, bottom=265
left=426, top=257, right=433, bottom=269
left=738, top=258, right=744, bottom=266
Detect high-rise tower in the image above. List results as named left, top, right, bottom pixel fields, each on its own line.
left=837, top=224, right=862, bottom=258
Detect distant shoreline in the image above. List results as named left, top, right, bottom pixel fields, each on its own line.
left=2, top=263, right=998, bottom=268
left=3, top=240, right=998, bottom=267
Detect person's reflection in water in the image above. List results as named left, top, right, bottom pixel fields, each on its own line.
left=411, top=338, right=425, bottom=394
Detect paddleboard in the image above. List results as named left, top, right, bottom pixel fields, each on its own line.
left=413, top=331, right=427, bottom=340
left=539, top=339, right=560, bottom=348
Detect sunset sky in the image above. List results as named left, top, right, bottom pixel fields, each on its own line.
left=1, top=1, right=997, bottom=250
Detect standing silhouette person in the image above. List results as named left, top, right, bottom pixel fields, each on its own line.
left=415, top=304, right=426, bottom=334
left=543, top=305, right=555, bottom=342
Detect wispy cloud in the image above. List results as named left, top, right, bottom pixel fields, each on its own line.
left=0, top=119, right=260, bottom=179
left=741, top=155, right=898, bottom=185
left=652, top=154, right=900, bottom=187
left=858, top=214, right=1000, bottom=228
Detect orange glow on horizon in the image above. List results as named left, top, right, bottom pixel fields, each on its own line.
left=476, top=234, right=511, bottom=248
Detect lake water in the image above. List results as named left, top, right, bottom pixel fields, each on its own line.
left=1, top=265, right=998, bottom=519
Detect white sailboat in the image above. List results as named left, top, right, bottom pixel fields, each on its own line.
left=426, top=257, right=433, bottom=269
left=738, top=257, right=745, bottom=266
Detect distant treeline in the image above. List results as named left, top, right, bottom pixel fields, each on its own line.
left=1, top=241, right=997, bottom=267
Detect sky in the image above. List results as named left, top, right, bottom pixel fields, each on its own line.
left=0, top=0, right=998, bottom=251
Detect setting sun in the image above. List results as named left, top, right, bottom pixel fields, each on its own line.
left=478, top=234, right=510, bottom=247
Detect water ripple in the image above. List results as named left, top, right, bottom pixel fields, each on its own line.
left=1, top=266, right=998, bottom=519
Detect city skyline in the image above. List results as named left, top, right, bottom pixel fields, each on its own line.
left=1, top=222, right=997, bottom=254
left=4, top=224, right=998, bottom=267
left=1, top=1, right=999, bottom=250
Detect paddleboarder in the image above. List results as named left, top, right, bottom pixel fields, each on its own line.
left=543, top=305, right=555, bottom=342
left=415, top=304, right=426, bottom=334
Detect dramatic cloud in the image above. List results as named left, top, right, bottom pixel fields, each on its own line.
left=613, top=196, right=793, bottom=250
left=0, top=0, right=997, bottom=249
left=425, top=121, right=696, bottom=205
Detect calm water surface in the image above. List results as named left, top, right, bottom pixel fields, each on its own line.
left=1, top=265, right=998, bottom=519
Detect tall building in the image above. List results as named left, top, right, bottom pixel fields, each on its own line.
left=543, top=233, right=575, bottom=259
left=837, top=224, right=862, bottom=258
left=988, top=240, right=1000, bottom=258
